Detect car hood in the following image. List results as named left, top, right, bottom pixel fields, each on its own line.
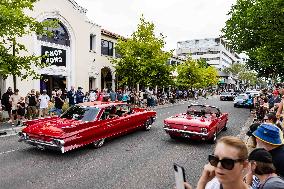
left=22, top=117, right=82, bottom=138
left=164, top=114, right=211, bottom=127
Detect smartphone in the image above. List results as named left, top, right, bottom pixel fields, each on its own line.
left=174, top=163, right=186, bottom=189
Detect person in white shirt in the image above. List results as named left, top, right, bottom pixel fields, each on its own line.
left=10, top=89, right=21, bottom=124
left=38, top=90, right=50, bottom=118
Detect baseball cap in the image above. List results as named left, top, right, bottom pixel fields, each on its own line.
left=248, top=148, right=273, bottom=163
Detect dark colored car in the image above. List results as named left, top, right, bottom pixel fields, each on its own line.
left=219, top=92, right=235, bottom=101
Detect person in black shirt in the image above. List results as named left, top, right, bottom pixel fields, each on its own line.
left=53, top=91, right=64, bottom=116
left=67, top=86, right=76, bottom=106
left=1, top=87, right=13, bottom=122
left=26, top=89, right=37, bottom=120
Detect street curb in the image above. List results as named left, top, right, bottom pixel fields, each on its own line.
left=237, top=115, right=254, bottom=142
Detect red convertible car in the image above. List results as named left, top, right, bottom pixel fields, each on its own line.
left=163, top=104, right=228, bottom=143
left=18, top=102, right=156, bottom=153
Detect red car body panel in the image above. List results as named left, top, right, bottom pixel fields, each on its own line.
left=164, top=105, right=228, bottom=141
left=19, top=102, right=156, bottom=153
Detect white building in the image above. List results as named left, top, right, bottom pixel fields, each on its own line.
left=176, top=38, right=241, bottom=88
left=1, top=0, right=121, bottom=96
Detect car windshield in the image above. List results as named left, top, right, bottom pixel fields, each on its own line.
left=60, top=105, right=100, bottom=121
left=236, top=95, right=246, bottom=99
left=220, top=92, right=229, bottom=95
left=187, top=105, right=219, bottom=115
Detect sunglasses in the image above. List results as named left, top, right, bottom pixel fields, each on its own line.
left=208, top=155, right=244, bottom=170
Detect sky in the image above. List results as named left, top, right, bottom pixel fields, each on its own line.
left=75, top=0, right=236, bottom=51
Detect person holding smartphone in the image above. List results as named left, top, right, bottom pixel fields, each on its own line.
left=182, top=136, right=250, bottom=189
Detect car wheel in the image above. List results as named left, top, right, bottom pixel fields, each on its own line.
left=169, top=134, right=179, bottom=140
left=93, top=138, right=105, bottom=148
left=208, top=130, right=217, bottom=144
left=144, top=118, right=153, bottom=131
left=223, top=123, right=228, bottom=131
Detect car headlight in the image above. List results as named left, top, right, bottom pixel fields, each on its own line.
left=52, top=139, right=65, bottom=146
left=200, top=128, right=207, bottom=134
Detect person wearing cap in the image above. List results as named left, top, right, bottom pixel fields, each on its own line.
left=10, top=89, right=21, bottom=124
left=253, top=123, right=284, bottom=178
left=75, top=87, right=84, bottom=104
left=245, top=148, right=284, bottom=189
left=38, top=90, right=50, bottom=118
left=268, top=90, right=281, bottom=110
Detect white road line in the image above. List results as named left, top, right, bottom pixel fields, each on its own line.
left=0, top=148, right=20, bottom=155
left=0, top=132, right=19, bottom=138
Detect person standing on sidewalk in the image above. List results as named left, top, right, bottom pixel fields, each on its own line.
left=245, top=148, right=284, bottom=189
left=67, top=86, right=76, bottom=106
left=10, top=89, right=21, bottom=125
left=38, top=90, right=50, bottom=118
left=1, top=87, right=13, bottom=122
left=75, top=87, right=84, bottom=104
left=17, top=97, right=26, bottom=126
left=50, top=90, right=65, bottom=116
left=26, top=89, right=37, bottom=120
left=253, top=124, right=284, bottom=178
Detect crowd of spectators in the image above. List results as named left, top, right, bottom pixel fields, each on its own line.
left=0, top=86, right=214, bottom=126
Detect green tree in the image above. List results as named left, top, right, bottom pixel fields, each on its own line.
left=223, top=0, right=284, bottom=79
left=0, top=0, right=57, bottom=90
left=112, top=16, right=173, bottom=89
left=176, top=58, right=218, bottom=89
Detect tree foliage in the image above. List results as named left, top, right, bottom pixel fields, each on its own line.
left=176, top=58, right=219, bottom=89
left=111, top=16, right=173, bottom=89
left=223, top=0, right=284, bottom=79
left=0, top=0, right=57, bottom=80
left=223, top=63, right=260, bottom=86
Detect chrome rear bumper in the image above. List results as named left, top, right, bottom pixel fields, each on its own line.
left=163, top=128, right=208, bottom=137
left=18, top=133, right=64, bottom=153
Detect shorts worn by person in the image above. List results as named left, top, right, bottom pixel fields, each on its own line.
left=253, top=123, right=284, bottom=178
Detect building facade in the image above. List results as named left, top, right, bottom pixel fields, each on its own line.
left=176, top=38, right=241, bottom=88
left=2, top=0, right=120, bottom=96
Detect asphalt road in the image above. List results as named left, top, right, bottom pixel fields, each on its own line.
left=0, top=97, right=250, bottom=189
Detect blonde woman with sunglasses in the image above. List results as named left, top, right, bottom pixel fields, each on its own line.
left=184, top=136, right=251, bottom=189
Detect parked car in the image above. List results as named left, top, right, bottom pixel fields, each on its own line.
left=219, top=92, right=235, bottom=101
left=163, top=104, right=228, bottom=143
left=18, top=102, right=157, bottom=153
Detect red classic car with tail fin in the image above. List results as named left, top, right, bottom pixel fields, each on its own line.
left=163, top=104, right=228, bottom=143
left=18, top=102, right=156, bottom=153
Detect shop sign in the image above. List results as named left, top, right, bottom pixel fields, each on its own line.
left=41, top=46, right=66, bottom=66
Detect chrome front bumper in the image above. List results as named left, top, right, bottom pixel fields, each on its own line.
left=163, top=128, right=208, bottom=137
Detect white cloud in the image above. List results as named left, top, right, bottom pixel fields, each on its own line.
left=75, top=0, right=236, bottom=51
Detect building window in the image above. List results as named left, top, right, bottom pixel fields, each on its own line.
left=101, top=39, right=113, bottom=56
left=37, top=19, right=70, bottom=47
left=90, top=34, right=96, bottom=51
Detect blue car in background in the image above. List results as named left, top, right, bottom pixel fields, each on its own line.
left=234, top=94, right=253, bottom=108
